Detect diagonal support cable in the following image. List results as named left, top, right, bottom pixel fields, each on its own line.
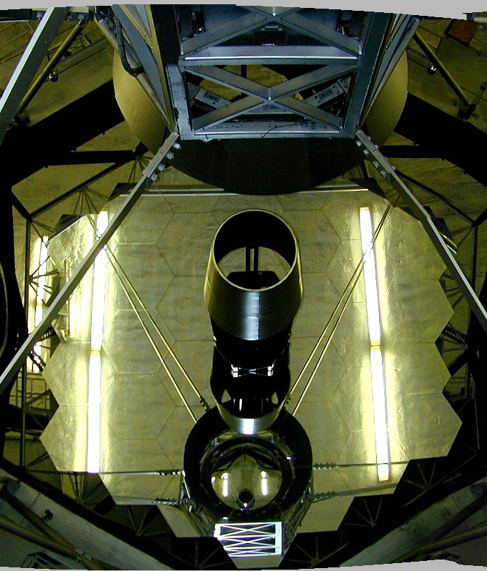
left=0, top=132, right=179, bottom=397
left=290, top=202, right=393, bottom=415
left=356, top=129, right=487, bottom=335
left=105, top=247, right=199, bottom=424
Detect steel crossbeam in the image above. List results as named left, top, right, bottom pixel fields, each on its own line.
left=342, top=13, right=391, bottom=136
left=0, top=132, right=179, bottom=397
left=0, top=7, right=69, bottom=143
left=186, top=64, right=346, bottom=132
left=277, top=11, right=360, bottom=55
left=181, top=45, right=358, bottom=66
left=144, top=8, right=413, bottom=139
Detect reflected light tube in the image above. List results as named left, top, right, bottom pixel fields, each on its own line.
left=32, top=236, right=49, bottom=372
left=87, top=354, right=102, bottom=473
left=261, top=471, right=268, bottom=496
left=359, top=208, right=381, bottom=345
left=359, top=207, right=390, bottom=481
left=87, top=212, right=108, bottom=474
left=222, top=472, right=229, bottom=497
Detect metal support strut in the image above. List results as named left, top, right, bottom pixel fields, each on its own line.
left=355, top=130, right=487, bottom=335
left=0, top=132, right=179, bottom=397
left=0, top=7, right=69, bottom=143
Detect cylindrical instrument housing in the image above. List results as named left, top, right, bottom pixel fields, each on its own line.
left=204, top=210, right=303, bottom=341
left=205, top=210, right=303, bottom=433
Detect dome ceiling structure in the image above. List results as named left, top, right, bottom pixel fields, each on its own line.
left=0, top=6, right=486, bottom=570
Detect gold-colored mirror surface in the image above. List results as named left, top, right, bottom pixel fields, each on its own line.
left=39, top=190, right=460, bottom=533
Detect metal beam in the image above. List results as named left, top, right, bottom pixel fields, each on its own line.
left=148, top=5, right=191, bottom=136
left=413, top=32, right=471, bottom=110
left=181, top=45, right=358, bottom=66
left=10, top=191, right=32, bottom=221
left=396, top=170, right=474, bottom=225
left=343, top=13, right=391, bottom=136
left=0, top=7, right=69, bottom=143
left=473, top=206, right=487, bottom=228
left=189, top=65, right=343, bottom=130
left=0, top=488, right=74, bottom=550
left=193, top=97, right=265, bottom=131
left=243, top=6, right=300, bottom=18
left=0, top=513, right=108, bottom=570
left=31, top=162, right=129, bottom=219
left=181, top=11, right=271, bottom=54
left=186, top=65, right=269, bottom=99
left=279, top=11, right=360, bottom=56
left=16, top=20, right=85, bottom=119
left=269, top=65, right=353, bottom=99
left=116, top=5, right=152, bottom=44
left=356, top=130, right=487, bottom=335
left=275, top=95, right=342, bottom=129
left=20, top=218, right=32, bottom=466
left=363, top=15, right=420, bottom=118
left=0, top=132, right=179, bottom=396
left=192, top=120, right=342, bottom=138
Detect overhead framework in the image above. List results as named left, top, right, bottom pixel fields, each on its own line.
left=1, top=6, right=487, bottom=569
left=0, top=132, right=180, bottom=395
left=99, top=6, right=419, bottom=139
left=355, top=130, right=487, bottom=336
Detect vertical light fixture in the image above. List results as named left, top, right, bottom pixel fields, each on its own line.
left=87, top=212, right=108, bottom=474
left=222, top=472, right=230, bottom=497
left=31, top=236, right=49, bottom=373
left=359, top=207, right=390, bottom=481
left=261, top=471, right=268, bottom=496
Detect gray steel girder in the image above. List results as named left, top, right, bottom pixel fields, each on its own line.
left=0, top=7, right=69, bottom=143
left=0, top=133, right=180, bottom=397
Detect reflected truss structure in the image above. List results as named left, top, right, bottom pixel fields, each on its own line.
left=0, top=6, right=487, bottom=571
left=214, top=521, right=283, bottom=558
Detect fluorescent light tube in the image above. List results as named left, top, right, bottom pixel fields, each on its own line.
left=261, top=471, right=268, bottom=496
left=87, top=353, right=102, bottom=473
left=359, top=207, right=382, bottom=345
left=87, top=212, right=108, bottom=473
left=32, top=236, right=49, bottom=372
left=90, top=212, right=108, bottom=352
left=359, top=207, right=390, bottom=481
left=370, top=346, right=390, bottom=480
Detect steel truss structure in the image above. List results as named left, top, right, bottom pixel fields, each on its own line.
left=1, top=6, right=487, bottom=571
left=214, top=521, right=283, bottom=558
left=105, top=6, right=419, bottom=139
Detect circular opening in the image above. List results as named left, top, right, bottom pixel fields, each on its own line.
left=212, top=211, right=298, bottom=291
left=238, top=489, right=254, bottom=506
left=219, top=246, right=291, bottom=286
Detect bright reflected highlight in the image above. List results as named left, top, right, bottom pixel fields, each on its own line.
left=90, top=212, right=109, bottom=351
left=87, top=212, right=108, bottom=474
left=32, top=236, right=49, bottom=372
left=359, top=208, right=382, bottom=345
left=359, top=207, right=390, bottom=481
left=87, top=353, right=102, bottom=473
left=222, top=472, right=229, bottom=497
